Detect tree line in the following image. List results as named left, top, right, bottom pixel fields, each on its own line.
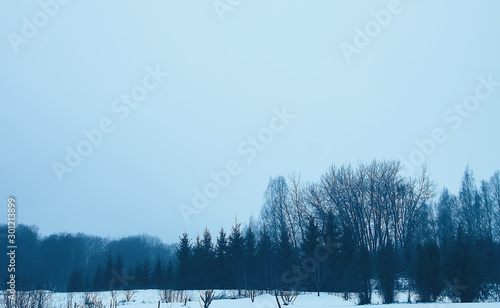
left=0, top=229, right=175, bottom=292
left=173, top=162, right=500, bottom=303
left=2, top=160, right=500, bottom=304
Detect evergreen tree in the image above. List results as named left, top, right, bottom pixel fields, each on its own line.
left=244, top=226, right=257, bottom=289
left=141, top=254, right=152, bottom=289
left=300, top=218, right=320, bottom=291
left=191, top=235, right=204, bottom=289
left=201, top=228, right=215, bottom=288
left=324, top=211, right=342, bottom=291
left=215, top=228, right=229, bottom=289
left=256, top=226, right=274, bottom=290
left=152, top=257, right=165, bottom=289
left=229, top=219, right=245, bottom=290
left=176, top=232, right=191, bottom=290
left=277, top=224, right=296, bottom=290
left=301, top=218, right=320, bottom=258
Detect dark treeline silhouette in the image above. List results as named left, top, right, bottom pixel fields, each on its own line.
left=0, top=229, right=175, bottom=292
left=2, top=161, right=500, bottom=304
left=174, top=162, right=500, bottom=303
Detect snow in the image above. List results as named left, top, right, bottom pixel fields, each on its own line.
left=42, top=290, right=500, bottom=308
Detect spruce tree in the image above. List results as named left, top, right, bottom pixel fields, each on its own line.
left=229, top=219, right=245, bottom=290
left=278, top=225, right=296, bottom=290
left=191, top=235, right=204, bottom=289
left=152, top=257, right=165, bottom=289
left=257, top=226, right=274, bottom=290
left=165, top=261, right=174, bottom=289
left=176, top=232, right=191, bottom=290
left=201, top=228, right=215, bottom=288
left=244, top=226, right=257, bottom=289
left=324, top=211, right=342, bottom=291
left=215, top=228, right=229, bottom=289
left=141, top=254, right=152, bottom=289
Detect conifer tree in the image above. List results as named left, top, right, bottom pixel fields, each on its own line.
left=152, top=257, right=165, bottom=289
left=257, top=226, right=274, bottom=290
left=201, top=228, right=215, bottom=288
left=176, top=232, right=191, bottom=290
left=229, top=219, right=245, bottom=290
left=244, top=226, right=257, bottom=289
left=215, top=228, right=229, bottom=289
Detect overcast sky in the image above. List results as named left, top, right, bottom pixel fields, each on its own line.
left=1, top=0, right=499, bottom=244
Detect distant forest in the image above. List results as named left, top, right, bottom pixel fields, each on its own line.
left=2, top=160, right=500, bottom=304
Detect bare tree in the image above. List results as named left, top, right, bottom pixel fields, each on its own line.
left=245, top=289, right=262, bottom=303
left=122, top=289, right=137, bottom=302
left=82, top=292, right=104, bottom=308
left=109, top=290, right=118, bottom=308
left=320, top=160, right=434, bottom=260
left=288, top=173, right=311, bottom=243
left=199, top=290, right=217, bottom=308
left=66, top=292, right=75, bottom=308
left=308, top=257, right=330, bottom=296
left=158, top=289, right=174, bottom=303
left=261, top=176, right=290, bottom=244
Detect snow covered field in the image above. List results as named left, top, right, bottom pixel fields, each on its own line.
left=44, top=290, right=500, bottom=308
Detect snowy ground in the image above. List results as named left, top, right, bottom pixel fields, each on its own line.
left=46, top=290, right=500, bottom=308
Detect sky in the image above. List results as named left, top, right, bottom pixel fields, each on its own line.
left=1, top=0, right=499, bottom=244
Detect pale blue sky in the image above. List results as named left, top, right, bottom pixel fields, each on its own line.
left=1, top=0, right=499, bottom=243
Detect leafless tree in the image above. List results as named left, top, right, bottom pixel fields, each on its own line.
left=158, top=289, right=174, bottom=303
left=199, top=290, right=217, bottom=308
left=308, top=257, right=330, bottom=296
left=109, top=290, right=118, bottom=308
left=261, top=176, right=290, bottom=244
left=288, top=173, right=311, bottom=243
left=122, top=289, right=137, bottom=302
left=320, top=160, right=434, bottom=259
left=82, top=292, right=104, bottom=308
left=66, top=292, right=75, bottom=308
